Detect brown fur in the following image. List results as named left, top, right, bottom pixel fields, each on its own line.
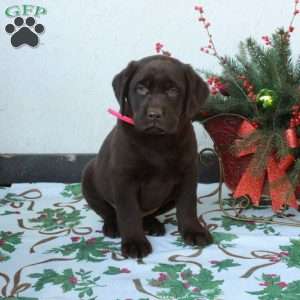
left=81, top=55, right=213, bottom=258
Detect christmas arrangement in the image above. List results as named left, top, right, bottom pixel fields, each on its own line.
left=156, top=1, right=300, bottom=213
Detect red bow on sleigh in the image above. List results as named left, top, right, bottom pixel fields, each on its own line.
left=233, top=120, right=298, bottom=212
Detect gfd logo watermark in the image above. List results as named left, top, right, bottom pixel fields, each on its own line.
left=4, top=5, right=47, bottom=47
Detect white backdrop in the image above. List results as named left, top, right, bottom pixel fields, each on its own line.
left=0, top=0, right=299, bottom=153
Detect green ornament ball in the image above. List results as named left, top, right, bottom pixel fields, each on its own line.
left=256, top=89, right=278, bottom=111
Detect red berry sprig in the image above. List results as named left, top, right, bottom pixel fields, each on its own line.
left=207, top=76, right=229, bottom=96
left=262, top=35, right=272, bottom=46
left=238, top=75, right=256, bottom=101
left=155, top=42, right=171, bottom=57
left=262, top=0, right=300, bottom=45
left=289, top=0, right=300, bottom=32
left=289, top=25, right=295, bottom=32
left=155, top=42, right=163, bottom=53
left=289, top=103, right=300, bottom=128
left=196, top=4, right=256, bottom=101
left=195, top=5, right=225, bottom=63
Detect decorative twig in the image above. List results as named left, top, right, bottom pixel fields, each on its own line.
left=262, top=0, right=299, bottom=45
left=195, top=5, right=224, bottom=63
left=195, top=4, right=252, bottom=101
left=287, top=0, right=300, bottom=33
left=155, top=42, right=171, bottom=56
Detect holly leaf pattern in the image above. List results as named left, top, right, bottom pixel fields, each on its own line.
left=280, top=239, right=300, bottom=268
left=28, top=208, right=85, bottom=232
left=172, top=236, right=199, bottom=248
left=48, top=237, right=119, bottom=261
left=210, top=259, right=241, bottom=272
left=61, top=183, right=83, bottom=200
left=213, top=216, right=278, bottom=235
left=211, top=231, right=238, bottom=248
left=1, top=182, right=300, bottom=299
left=148, top=263, right=223, bottom=300
left=29, top=268, right=101, bottom=299
left=0, top=231, right=23, bottom=261
left=248, top=274, right=300, bottom=300
left=103, top=266, right=130, bottom=275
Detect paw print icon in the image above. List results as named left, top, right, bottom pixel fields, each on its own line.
left=5, top=17, right=45, bottom=47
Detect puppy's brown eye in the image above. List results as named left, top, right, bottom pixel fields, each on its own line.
left=136, top=85, right=149, bottom=96
left=167, top=87, right=179, bottom=97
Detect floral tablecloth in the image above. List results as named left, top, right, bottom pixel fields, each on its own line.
left=1, top=183, right=300, bottom=300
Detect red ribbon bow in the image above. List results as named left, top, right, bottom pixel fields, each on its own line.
left=233, top=120, right=298, bottom=212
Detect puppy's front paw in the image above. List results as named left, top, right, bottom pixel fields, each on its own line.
left=182, top=226, right=213, bottom=247
left=121, top=238, right=152, bottom=258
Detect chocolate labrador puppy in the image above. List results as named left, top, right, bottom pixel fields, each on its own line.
left=81, top=55, right=213, bottom=258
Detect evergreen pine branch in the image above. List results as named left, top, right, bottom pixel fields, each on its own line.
left=294, top=55, right=300, bottom=84
left=245, top=38, right=282, bottom=91
left=220, top=57, right=250, bottom=101
left=236, top=41, right=263, bottom=89
left=203, top=94, right=254, bottom=117
left=271, top=29, right=293, bottom=84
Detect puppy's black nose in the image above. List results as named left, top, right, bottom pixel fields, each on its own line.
left=147, top=108, right=162, bottom=120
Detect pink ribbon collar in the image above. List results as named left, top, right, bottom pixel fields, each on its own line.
left=107, top=108, right=135, bottom=125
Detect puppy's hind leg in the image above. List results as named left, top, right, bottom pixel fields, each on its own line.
left=81, top=160, right=119, bottom=238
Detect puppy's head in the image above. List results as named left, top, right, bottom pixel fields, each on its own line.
left=113, top=55, right=208, bottom=135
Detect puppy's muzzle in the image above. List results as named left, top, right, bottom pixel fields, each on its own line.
left=144, top=107, right=166, bottom=134
left=147, top=107, right=163, bottom=121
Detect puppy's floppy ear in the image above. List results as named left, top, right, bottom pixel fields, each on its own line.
left=112, top=61, right=138, bottom=115
left=184, top=64, right=209, bottom=120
